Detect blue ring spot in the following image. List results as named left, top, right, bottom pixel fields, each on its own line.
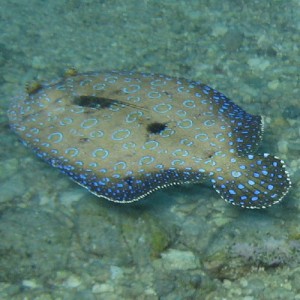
left=112, top=129, right=131, bottom=140
left=204, top=120, right=215, bottom=127
left=65, top=147, right=79, bottom=157
left=79, top=79, right=92, bottom=86
left=81, top=118, right=98, bottom=129
left=139, top=156, right=155, bottom=165
left=123, top=84, right=141, bottom=94
left=93, top=83, right=106, bottom=90
left=160, top=128, right=175, bottom=137
left=92, top=148, right=109, bottom=159
left=113, top=161, right=127, bottom=170
left=180, top=139, right=193, bottom=147
left=177, top=86, right=188, bottom=93
left=150, top=79, right=166, bottom=87
left=59, top=118, right=73, bottom=126
left=153, top=103, right=172, bottom=113
left=48, top=132, right=63, bottom=143
left=122, top=142, right=136, bottom=149
left=183, top=100, right=196, bottom=108
left=215, top=151, right=226, bottom=157
left=203, top=111, right=214, bottom=117
left=155, top=164, right=164, bottom=169
left=171, top=159, right=185, bottom=166
left=231, top=171, right=242, bottom=178
left=127, top=96, right=141, bottom=103
left=147, top=91, right=161, bottom=99
left=172, top=149, right=189, bottom=157
left=176, top=110, right=187, bottom=117
left=195, top=133, right=208, bottom=141
left=215, top=133, right=224, bottom=141
left=50, top=149, right=58, bottom=154
left=178, top=119, right=193, bottom=129
left=71, top=107, right=85, bottom=114
left=89, top=130, right=104, bottom=138
left=126, top=111, right=143, bottom=123
left=142, top=140, right=159, bottom=150
left=109, top=105, right=120, bottom=112
left=104, top=76, right=118, bottom=83
left=89, top=162, right=99, bottom=168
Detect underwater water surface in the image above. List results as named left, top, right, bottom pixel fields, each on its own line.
left=0, top=0, right=300, bottom=299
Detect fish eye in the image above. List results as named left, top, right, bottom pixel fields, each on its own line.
left=73, top=95, right=116, bottom=109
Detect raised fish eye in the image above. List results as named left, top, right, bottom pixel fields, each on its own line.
left=73, top=95, right=117, bottom=109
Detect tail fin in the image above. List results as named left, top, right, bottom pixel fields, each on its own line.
left=212, top=153, right=291, bottom=209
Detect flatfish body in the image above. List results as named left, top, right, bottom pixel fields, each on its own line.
left=7, top=70, right=291, bottom=208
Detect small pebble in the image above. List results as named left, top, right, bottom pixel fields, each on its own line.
left=63, top=275, right=81, bottom=288
left=22, top=279, right=38, bottom=288
left=161, top=249, right=199, bottom=271
left=267, top=79, right=279, bottom=90
left=247, top=57, right=270, bottom=72
left=92, top=283, right=114, bottom=293
left=277, top=140, right=288, bottom=154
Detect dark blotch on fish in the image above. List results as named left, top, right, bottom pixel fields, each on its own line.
left=147, top=122, right=168, bottom=135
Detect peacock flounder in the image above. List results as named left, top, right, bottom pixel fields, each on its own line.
left=7, top=70, right=291, bottom=209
